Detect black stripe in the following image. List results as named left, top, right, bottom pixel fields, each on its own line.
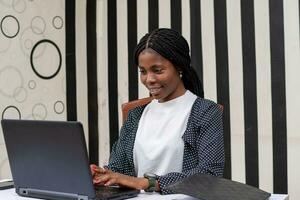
left=240, top=0, right=259, bottom=187
left=65, top=0, right=77, bottom=121
left=171, top=0, right=182, bottom=34
left=213, top=0, right=231, bottom=179
left=148, top=0, right=158, bottom=31
left=269, top=0, right=288, bottom=193
left=86, top=0, right=99, bottom=164
left=190, top=0, right=203, bottom=83
left=128, top=0, right=138, bottom=101
left=108, top=0, right=119, bottom=149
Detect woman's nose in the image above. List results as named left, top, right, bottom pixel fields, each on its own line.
left=146, top=73, right=156, bottom=84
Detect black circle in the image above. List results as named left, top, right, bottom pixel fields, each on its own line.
left=0, top=15, right=20, bottom=38
left=54, top=101, right=64, bottom=114
left=52, top=16, right=63, bottom=29
left=30, top=39, right=62, bottom=79
left=1, top=105, right=21, bottom=120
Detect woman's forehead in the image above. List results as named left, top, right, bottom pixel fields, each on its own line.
left=139, top=49, right=165, bottom=62
left=140, top=48, right=159, bottom=55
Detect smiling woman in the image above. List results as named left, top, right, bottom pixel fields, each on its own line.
left=91, top=28, right=224, bottom=194
left=138, top=48, right=186, bottom=102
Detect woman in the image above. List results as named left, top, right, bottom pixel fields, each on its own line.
left=91, top=28, right=224, bottom=194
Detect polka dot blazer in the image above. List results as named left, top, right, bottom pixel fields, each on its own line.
left=107, top=97, right=225, bottom=194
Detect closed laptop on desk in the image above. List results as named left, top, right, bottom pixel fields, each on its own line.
left=1, top=119, right=139, bottom=200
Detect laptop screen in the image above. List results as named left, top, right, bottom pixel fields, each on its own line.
left=1, top=119, right=96, bottom=199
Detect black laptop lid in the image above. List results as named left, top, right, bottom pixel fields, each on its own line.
left=1, top=119, right=95, bottom=199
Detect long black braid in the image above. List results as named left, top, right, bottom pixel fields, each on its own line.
left=134, top=28, right=204, bottom=98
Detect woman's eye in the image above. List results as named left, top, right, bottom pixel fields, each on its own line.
left=139, top=69, right=146, bottom=75
left=154, top=68, right=163, bottom=73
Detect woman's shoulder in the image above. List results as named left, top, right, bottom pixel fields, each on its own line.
left=126, top=104, right=147, bottom=123
left=189, top=97, right=222, bottom=123
left=193, top=97, right=221, bottom=111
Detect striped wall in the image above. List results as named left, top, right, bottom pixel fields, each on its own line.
left=80, top=0, right=300, bottom=198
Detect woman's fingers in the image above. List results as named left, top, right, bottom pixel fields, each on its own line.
left=92, top=171, right=139, bottom=189
left=93, top=175, right=105, bottom=185
left=90, top=164, right=108, bottom=176
left=93, top=173, right=112, bottom=186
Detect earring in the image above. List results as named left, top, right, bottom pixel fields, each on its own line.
left=179, top=72, right=183, bottom=78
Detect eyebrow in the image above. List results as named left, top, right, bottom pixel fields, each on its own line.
left=138, top=64, right=164, bottom=69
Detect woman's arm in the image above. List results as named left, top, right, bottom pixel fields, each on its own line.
left=105, top=106, right=145, bottom=175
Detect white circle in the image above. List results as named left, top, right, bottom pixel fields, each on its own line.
left=32, top=103, right=47, bottom=120
left=28, top=80, right=36, bottom=89
left=0, top=27, right=12, bottom=53
left=24, top=39, right=33, bottom=49
left=0, top=66, right=23, bottom=97
left=31, top=16, right=46, bottom=35
left=12, top=0, right=26, bottom=13
left=13, top=87, right=27, bottom=103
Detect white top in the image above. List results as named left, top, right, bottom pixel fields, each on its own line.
left=133, top=90, right=197, bottom=177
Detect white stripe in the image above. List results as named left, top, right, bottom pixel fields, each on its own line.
left=76, top=0, right=89, bottom=150
left=284, top=0, right=300, bottom=199
left=181, top=0, right=190, bottom=47
left=159, top=0, right=171, bottom=28
left=201, top=0, right=217, bottom=101
left=117, top=0, right=129, bottom=129
left=0, top=145, right=11, bottom=179
left=137, top=0, right=149, bottom=99
left=226, top=0, right=246, bottom=184
left=97, top=0, right=110, bottom=166
left=254, top=0, right=273, bottom=192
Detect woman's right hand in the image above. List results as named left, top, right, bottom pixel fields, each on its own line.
left=90, top=164, right=109, bottom=185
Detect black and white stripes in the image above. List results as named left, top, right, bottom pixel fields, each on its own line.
left=241, top=0, right=259, bottom=187
left=72, top=0, right=300, bottom=198
left=269, top=0, right=287, bottom=193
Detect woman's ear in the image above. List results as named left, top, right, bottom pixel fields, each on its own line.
left=179, top=71, right=183, bottom=78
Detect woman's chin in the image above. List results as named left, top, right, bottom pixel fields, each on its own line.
left=152, top=94, right=163, bottom=101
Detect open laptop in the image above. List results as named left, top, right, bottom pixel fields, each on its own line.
left=1, top=119, right=140, bottom=200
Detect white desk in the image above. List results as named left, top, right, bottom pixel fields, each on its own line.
left=0, top=188, right=289, bottom=200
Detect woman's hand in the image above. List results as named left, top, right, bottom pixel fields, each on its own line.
left=90, top=164, right=109, bottom=185
left=90, top=164, right=148, bottom=190
left=90, top=164, right=106, bottom=176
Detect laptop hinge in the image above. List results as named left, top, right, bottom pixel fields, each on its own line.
left=19, top=188, right=89, bottom=200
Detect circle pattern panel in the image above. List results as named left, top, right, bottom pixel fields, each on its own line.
left=0, top=0, right=66, bottom=179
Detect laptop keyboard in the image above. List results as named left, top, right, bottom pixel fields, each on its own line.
left=94, top=185, right=139, bottom=199
left=95, top=186, right=122, bottom=197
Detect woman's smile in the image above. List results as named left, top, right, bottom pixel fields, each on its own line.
left=138, top=49, right=186, bottom=103
left=148, top=86, right=162, bottom=96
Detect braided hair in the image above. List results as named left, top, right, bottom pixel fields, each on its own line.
left=134, top=28, right=204, bottom=98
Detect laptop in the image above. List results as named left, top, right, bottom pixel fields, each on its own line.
left=1, top=119, right=140, bottom=200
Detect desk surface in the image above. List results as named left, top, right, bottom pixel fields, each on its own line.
left=0, top=188, right=289, bottom=200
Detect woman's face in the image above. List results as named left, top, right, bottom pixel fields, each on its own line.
left=138, top=49, right=186, bottom=103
